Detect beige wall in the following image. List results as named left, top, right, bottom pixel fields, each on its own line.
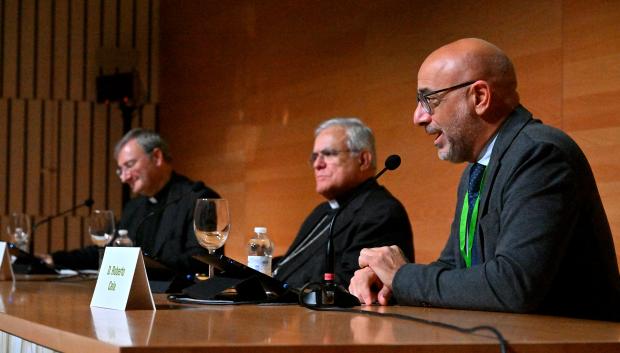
left=159, top=0, right=620, bottom=264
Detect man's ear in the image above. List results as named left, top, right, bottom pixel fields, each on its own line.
left=151, top=148, right=164, bottom=166
left=472, top=80, right=491, bottom=115
left=359, top=150, right=373, bottom=171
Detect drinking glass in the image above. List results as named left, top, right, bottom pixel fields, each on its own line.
left=193, top=199, right=230, bottom=278
left=88, top=210, right=116, bottom=270
left=6, top=213, right=31, bottom=253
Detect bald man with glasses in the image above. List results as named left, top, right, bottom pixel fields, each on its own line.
left=45, top=128, right=220, bottom=273
left=349, top=38, right=619, bottom=321
left=273, top=118, right=414, bottom=290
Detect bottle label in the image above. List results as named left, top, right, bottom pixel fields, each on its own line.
left=247, top=256, right=272, bottom=276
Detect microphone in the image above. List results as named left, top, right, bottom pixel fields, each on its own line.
left=33, top=198, right=95, bottom=229
left=375, top=154, right=401, bottom=180
left=30, top=198, right=95, bottom=253
left=324, top=206, right=340, bottom=286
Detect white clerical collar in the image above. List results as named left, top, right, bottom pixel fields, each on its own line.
left=477, top=133, right=498, bottom=167
left=148, top=197, right=158, bottom=204
left=328, top=200, right=339, bottom=209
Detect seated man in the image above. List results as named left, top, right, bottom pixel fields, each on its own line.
left=273, top=118, right=414, bottom=289
left=349, top=38, right=620, bottom=322
left=46, top=128, right=220, bottom=273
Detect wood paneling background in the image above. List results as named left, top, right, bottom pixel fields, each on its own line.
left=1, top=0, right=618, bottom=269
left=0, top=0, right=158, bottom=254
left=159, top=0, right=620, bottom=265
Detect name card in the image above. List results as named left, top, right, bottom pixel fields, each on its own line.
left=0, top=242, right=14, bottom=281
left=90, top=247, right=155, bottom=311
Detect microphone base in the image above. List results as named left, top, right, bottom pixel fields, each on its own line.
left=300, top=281, right=360, bottom=308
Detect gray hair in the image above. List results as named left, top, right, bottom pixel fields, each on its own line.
left=315, top=117, right=376, bottom=168
left=114, top=128, right=172, bottom=162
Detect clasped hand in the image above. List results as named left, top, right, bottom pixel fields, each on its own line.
left=348, top=245, right=408, bottom=305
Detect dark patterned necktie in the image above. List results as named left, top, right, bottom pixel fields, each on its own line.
left=468, top=163, right=486, bottom=265
left=468, top=163, right=486, bottom=207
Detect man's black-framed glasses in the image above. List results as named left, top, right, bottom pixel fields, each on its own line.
left=416, top=80, right=477, bottom=115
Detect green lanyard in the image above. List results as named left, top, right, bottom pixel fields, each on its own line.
left=459, top=171, right=486, bottom=268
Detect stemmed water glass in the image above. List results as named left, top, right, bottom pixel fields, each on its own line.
left=88, top=210, right=116, bottom=270
left=6, top=213, right=31, bottom=253
left=193, top=199, right=230, bottom=278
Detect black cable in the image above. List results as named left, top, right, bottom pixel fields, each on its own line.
left=299, top=294, right=508, bottom=353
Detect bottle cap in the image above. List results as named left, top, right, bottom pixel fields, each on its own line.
left=254, top=227, right=267, bottom=234
left=118, top=229, right=128, bottom=236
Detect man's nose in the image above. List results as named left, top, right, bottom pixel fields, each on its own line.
left=413, top=103, right=431, bottom=127
left=313, top=155, right=326, bottom=170
left=119, top=170, right=131, bottom=183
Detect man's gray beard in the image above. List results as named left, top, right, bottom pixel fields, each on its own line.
left=438, top=107, right=475, bottom=163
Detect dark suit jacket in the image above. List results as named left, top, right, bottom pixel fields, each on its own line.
left=274, top=178, right=414, bottom=289
left=393, top=106, right=620, bottom=321
left=52, top=173, right=220, bottom=272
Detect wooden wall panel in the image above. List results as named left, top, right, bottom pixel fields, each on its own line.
left=108, top=107, right=123, bottom=216
left=0, top=100, right=7, bottom=215
left=119, top=0, right=134, bottom=51
left=25, top=100, right=42, bottom=215
left=2, top=0, right=18, bottom=98
left=50, top=217, right=64, bottom=252
left=75, top=102, right=93, bottom=216
left=101, top=0, right=117, bottom=74
left=69, top=0, right=86, bottom=101
left=41, top=100, right=58, bottom=216
left=137, top=104, right=157, bottom=130
left=85, top=0, right=102, bottom=101
left=159, top=0, right=620, bottom=266
left=33, top=219, right=50, bottom=254
left=53, top=0, right=69, bottom=100
left=36, top=0, right=53, bottom=100
left=1, top=0, right=159, bottom=256
left=92, top=104, right=109, bottom=212
left=148, top=0, right=159, bottom=103
left=19, top=0, right=36, bottom=99
left=66, top=216, right=83, bottom=250
left=136, top=0, right=152, bottom=103
left=8, top=99, right=25, bottom=213
left=58, top=101, right=75, bottom=212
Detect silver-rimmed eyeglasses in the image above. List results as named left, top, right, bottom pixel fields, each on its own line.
left=309, top=149, right=358, bottom=165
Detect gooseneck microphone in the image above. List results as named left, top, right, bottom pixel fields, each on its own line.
left=30, top=198, right=95, bottom=253
left=375, top=154, right=401, bottom=180
left=324, top=206, right=340, bottom=283
left=33, top=198, right=95, bottom=229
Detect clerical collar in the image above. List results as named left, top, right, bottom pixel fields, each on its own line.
left=329, top=177, right=377, bottom=209
left=146, top=173, right=174, bottom=205
left=477, top=133, right=498, bottom=167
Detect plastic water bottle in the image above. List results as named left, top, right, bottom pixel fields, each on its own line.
left=114, top=229, right=134, bottom=247
left=247, top=227, right=274, bottom=276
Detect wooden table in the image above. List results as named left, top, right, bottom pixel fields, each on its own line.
left=0, top=278, right=618, bottom=353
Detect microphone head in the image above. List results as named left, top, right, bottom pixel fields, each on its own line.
left=385, top=154, right=401, bottom=171
left=84, top=198, right=95, bottom=207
